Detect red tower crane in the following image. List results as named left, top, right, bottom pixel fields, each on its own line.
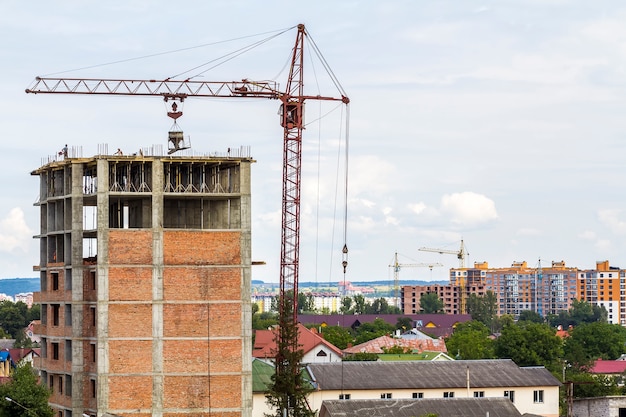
left=26, top=23, right=349, bottom=414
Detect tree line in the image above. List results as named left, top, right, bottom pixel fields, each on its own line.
left=0, top=300, right=40, bottom=348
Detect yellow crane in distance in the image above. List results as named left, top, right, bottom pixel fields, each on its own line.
left=418, top=240, right=469, bottom=312
left=389, top=252, right=443, bottom=311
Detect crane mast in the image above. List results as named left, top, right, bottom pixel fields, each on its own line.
left=26, top=23, right=349, bottom=416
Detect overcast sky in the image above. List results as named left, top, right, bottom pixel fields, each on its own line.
left=2, top=1, right=626, bottom=284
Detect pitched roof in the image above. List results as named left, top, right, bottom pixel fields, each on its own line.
left=252, top=358, right=314, bottom=393
left=377, top=351, right=454, bottom=361
left=307, top=359, right=561, bottom=390
left=252, top=358, right=275, bottom=392
left=253, top=323, right=343, bottom=359
left=299, top=314, right=471, bottom=330
left=590, top=358, right=626, bottom=374
left=8, top=348, right=39, bottom=363
left=319, top=397, right=524, bottom=417
left=343, top=334, right=447, bottom=354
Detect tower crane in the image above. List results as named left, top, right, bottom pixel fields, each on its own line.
left=389, top=252, right=443, bottom=311
left=418, top=240, right=469, bottom=312
left=26, top=24, right=349, bottom=415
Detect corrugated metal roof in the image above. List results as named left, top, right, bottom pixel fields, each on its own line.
left=308, top=359, right=560, bottom=390
left=320, top=397, right=523, bottom=417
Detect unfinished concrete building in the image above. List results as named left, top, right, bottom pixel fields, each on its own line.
left=33, top=146, right=253, bottom=417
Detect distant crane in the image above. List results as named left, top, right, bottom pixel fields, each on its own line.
left=418, top=240, right=469, bottom=312
left=389, top=252, right=443, bottom=311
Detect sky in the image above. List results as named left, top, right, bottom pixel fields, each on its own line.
left=1, top=1, right=626, bottom=284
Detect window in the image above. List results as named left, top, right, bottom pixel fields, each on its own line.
left=380, top=393, right=392, bottom=399
left=473, top=391, right=485, bottom=398
left=65, top=304, right=72, bottom=326
left=534, top=390, right=544, bottom=403
left=59, top=376, right=63, bottom=394
left=316, top=350, right=327, bottom=357
left=504, top=390, right=515, bottom=402
left=41, top=304, right=48, bottom=325
left=89, top=271, right=96, bottom=291
left=91, top=307, right=96, bottom=327
left=65, top=375, right=72, bottom=398
left=52, top=272, right=59, bottom=291
left=412, top=392, right=424, bottom=399
left=443, top=392, right=454, bottom=398
left=41, top=338, right=47, bottom=358
left=339, top=394, right=350, bottom=400
left=52, top=304, right=60, bottom=326
left=91, top=379, right=96, bottom=398
left=91, top=343, right=96, bottom=363
left=50, top=374, right=54, bottom=392
left=52, top=342, right=59, bottom=360
left=65, top=340, right=72, bottom=362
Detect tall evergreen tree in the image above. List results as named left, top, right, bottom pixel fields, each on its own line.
left=265, top=291, right=314, bottom=417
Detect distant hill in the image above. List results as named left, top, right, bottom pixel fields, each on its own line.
left=0, top=278, right=39, bottom=298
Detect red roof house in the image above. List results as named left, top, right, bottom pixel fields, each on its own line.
left=253, top=324, right=343, bottom=364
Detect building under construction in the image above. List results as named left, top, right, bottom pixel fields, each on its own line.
left=33, top=145, right=253, bottom=417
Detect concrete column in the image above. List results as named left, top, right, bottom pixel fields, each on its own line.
left=151, top=159, right=164, bottom=417
left=96, top=158, right=110, bottom=413
left=70, top=161, right=85, bottom=414
left=239, top=161, right=253, bottom=417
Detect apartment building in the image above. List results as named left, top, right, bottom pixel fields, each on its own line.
left=33, top=148, right=253, bottom=417
left=402, top=260, right=597, bottom=320
left=578, top=260, right=625, bottom=325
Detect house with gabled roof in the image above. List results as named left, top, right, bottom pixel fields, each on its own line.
left=306, top=359, right=560, bottom=417
left=251, top=358, right=560, bottom=417
left=253, top=323, right=343, bottom=364
left=589, top=358, right=626, bottom=380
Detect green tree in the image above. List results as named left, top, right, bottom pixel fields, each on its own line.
left=420, top=292, right=444, bottom=314
left=339, top=297, right=353, bottom=314
left=297, top=293, right=316, bottom=314
left=366, top=298, right=399, bottom=314
left=381, top=345, right=410, bottom=354
left=563, top=322, right=626, bottom=370
left=26, top=304, right=40, bottom=324
left=252, top=303, right=278, bottom=331
left=466, top=291, right=498, bottom=329
left=491, top=314, right=514, bottom=333
left=352, top=295, right=366, bottom=314
left=0, top=301, right=27, bottom=338
left=445, top=320, right=494, bottom=360
left=319, top=325, right=353, bottom=350
left=565, top=370, right=621, bottom=398
left=354, top=318, right=394, bottom=345
left=0, top=364, right=53, bottom=417
left=265, top=291, right=313, bottom=417
left=396, top=317, right=413, bottom=332
left=518, top=310, right=544, bottom=323
left=494, top=321, right=563, bottom=372
left=549, top=299, right=608, bottom=328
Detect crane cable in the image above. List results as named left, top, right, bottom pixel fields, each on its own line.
left=41, top=26, right=296, bottom=78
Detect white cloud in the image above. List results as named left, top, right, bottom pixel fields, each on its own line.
left=516, top=228, right=542, bottom=237
left=409, top=202, right=427, bottom=215
left=595, top=239, right=612, bottom=252
left=578, top=230, right=597, bottom=240
left=440, top=192, right=498, bottom=227
left=0, top=208, right=33, bottom=252
left=598, top=209, right=626, bottom=234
